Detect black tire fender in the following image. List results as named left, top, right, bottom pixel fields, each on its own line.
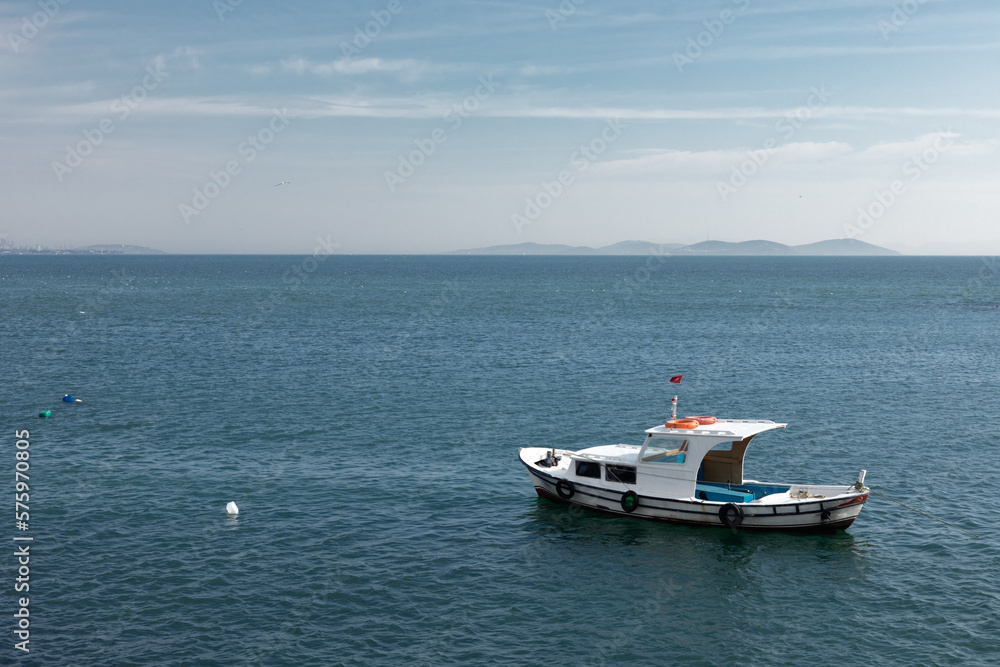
left=620, top=490, right=640, bottom=513
left=719, top=502, right=744, bottom=528
left=556, top=480, right=575, bottom=500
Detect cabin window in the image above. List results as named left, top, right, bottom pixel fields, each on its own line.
left=575, top=460, right=601, bottom=478
left=606, top=465, right=636, bottom=484
left=710, top=442, right=733, bottom=452
left=641, top=438, right=688, bottom=464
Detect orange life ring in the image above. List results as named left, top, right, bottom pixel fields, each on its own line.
left=665, top=419, right=700, bottom=429
left=686, top=416, right=717, bottom=425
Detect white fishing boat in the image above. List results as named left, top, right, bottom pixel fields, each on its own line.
left=519, top=407, right=869, bottom=532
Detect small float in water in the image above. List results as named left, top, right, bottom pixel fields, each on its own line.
left=519, top=402, right=869, bottom=532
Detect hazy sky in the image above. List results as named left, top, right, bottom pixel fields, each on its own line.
left=2, top=0, right=998, bottom=254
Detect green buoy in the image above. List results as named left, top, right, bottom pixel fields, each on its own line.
left=38, top=409, right=51, bottom=418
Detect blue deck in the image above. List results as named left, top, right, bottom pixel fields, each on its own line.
left=695, top=482, right=791, bottom=503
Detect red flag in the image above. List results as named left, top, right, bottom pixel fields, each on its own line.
left=669, top=375, right=682, bottom=383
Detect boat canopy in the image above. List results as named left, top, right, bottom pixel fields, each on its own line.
left=644, top=419, right=786, bottom=440
left=638, top=419, right=788, bottom=487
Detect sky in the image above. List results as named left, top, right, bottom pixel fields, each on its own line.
left=1, top=0, right=998, bottom=254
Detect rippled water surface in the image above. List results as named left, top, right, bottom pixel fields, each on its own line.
left=2, top=255, right=999, bottom=665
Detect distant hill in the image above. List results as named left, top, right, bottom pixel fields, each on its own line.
left=451, top=241, right=686, bottom=255
left=680, top=240, right=789, bottom=255
left=451, top=239, right=898, bottom=256
left=679, top=238, right=898, bottom=256
left=452, top=242, right=599, bottom=255
left=792, top=239, right=900, bottom=256
left=596, top=240, right=688, bottom=255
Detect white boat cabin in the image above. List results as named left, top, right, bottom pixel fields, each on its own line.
left=567, top=419, right=788, bottom=501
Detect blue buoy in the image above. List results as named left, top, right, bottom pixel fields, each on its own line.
left=63, top=394, right=74, bottom=402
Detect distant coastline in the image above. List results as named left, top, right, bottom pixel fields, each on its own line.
left=0, top=239, right=902, bottom=256
left=0, top=244, right=165, bottom=255
left=450, top=238, right=900, bottom=256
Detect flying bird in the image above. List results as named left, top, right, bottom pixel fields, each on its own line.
left=274, top=181, right=291, bottom=187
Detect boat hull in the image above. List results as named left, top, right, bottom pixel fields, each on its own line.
left=521, top=455, right=867, bottom=533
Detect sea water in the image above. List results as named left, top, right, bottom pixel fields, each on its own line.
left=1, top=254, right=998, bottom=665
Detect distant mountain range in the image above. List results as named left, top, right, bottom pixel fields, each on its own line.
left=450, top=239, right=899, bottom=256
left=0, top=239, right=899, bottom=257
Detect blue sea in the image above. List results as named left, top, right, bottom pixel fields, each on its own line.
left=2, top=254, right=999, bottom=665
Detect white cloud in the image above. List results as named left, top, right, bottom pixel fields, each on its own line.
left=853, top=132, right=961, bottom=161
left=598, top=141, right=855, bottom=175
left=15, top=86, right=1000, bottom=129
left=593, top=134, right=998, bottom=181
left=279, top=57, right=425, bottom=78
left=518, top=64, right=569, bottom=77
left=704, top=41, right=1000, bottom=63
left=496, top=104, right=1000, bottom=121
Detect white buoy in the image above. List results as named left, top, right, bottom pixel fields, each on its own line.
left=226, top=501, right=239, bottom=515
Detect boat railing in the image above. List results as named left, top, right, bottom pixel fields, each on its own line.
left=569, top=451, right=635, bottom=463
